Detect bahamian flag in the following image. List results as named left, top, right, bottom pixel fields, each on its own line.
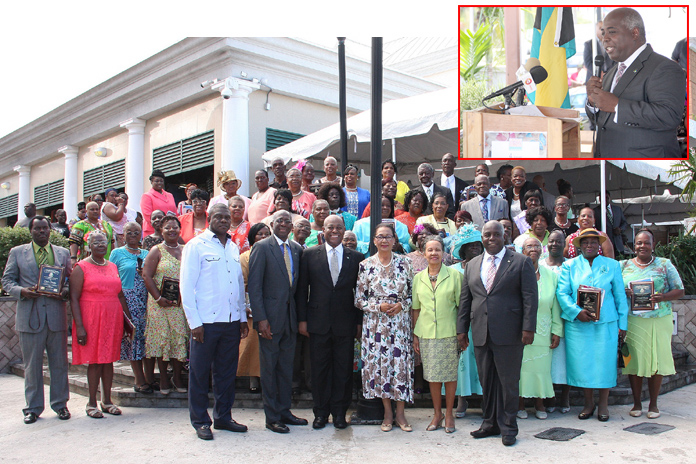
left=529, top=7, right=576, bottom=108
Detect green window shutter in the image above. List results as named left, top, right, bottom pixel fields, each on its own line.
left=153, top=130, right=214, bottom=176
left=83, top=160, right=125, bottom=197
left=0, top=194, right=18, bottom=218
left=266, top=128, right=304, bottom=151
left=34, top=179, right=65, bottom=209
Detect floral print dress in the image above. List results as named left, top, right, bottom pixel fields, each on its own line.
left=355, top=253, right=414, bottom=402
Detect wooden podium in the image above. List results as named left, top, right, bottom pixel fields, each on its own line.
left=460, top=104, right=584, bottom=158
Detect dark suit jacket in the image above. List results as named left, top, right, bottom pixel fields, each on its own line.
left=1, top=243, right=71, bottom=333
left=412, top=184, right=456, bottom=220
left=593, top=204, right=628, bottom=254
left=457, top=249, right=538, bottom=347
left=248, top=235, right=302, bottom=333
left=587, top=44, right=685, bottom=158
left=295, top=245, right=364, bottom=337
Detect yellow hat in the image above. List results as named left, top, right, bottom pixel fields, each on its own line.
left=217, top=170, right=242, bottom=189
left=571, top=228, right=607, bottom=248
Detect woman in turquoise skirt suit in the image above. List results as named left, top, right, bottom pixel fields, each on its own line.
left=446, top=224, right=483, bottom=418
left=556, top=228, right=628, bottom=422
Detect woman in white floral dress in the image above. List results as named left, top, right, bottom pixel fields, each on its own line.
left=355, top=223, right=414, bottom=432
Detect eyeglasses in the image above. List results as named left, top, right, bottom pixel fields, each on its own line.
left=524, top=244, right=542, bottom=250
left=192, top=200, right=206, bottom=205
left=555, top=203, right=570, bottom=208
left=375, top=235, right=394, bottom=241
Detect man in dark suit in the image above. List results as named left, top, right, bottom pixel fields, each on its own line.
left=586, top=8, right=685, bottom=158
left=457, top=221, right=538, bottom=446
left=2, top=216, right=72, bottom=424
left=296, top=215, right=363, bottom=429
left=412, top=163, right=455, bottom=219
left=439, top=153, right=468, bottom=210
left=594, top=191, right=628, bottom=255
left=248, top=210, right=308, bottom=433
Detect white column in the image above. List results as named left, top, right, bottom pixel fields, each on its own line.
left=120, top=118, right=147, bottom=212
left=13, top=165, right=31, bottom=220
left=59, top=145, right=79, bottom=220
left=214, top=78, right=260, bottom=197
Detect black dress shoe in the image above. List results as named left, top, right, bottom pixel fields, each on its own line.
left=23, top=412, right=38, bottom=424
left=57, top=408, right=71, bottom=420
left=578, top=405, right=596, bottom=420
left=333, top=416, right=348, bottom=429
left=312, top=417, right=327, bottom=429
left=502, top=435, right=517, bottom=446
left=470, top=428, right=500, bottom=438
left=196, top=425, right=213, bottom=440
left=281, top=414, right=308, bottom=426
left=598, top=413, right=610, bottom=422
left=214, top=420, right=248, bottom=433
left=266, top=421, right=290, bottom=433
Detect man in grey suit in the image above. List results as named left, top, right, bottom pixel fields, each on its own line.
left=586, top=7, right=685, bottom=158
left=457, top=221, right=538, bottom=446
left=460, top=175, right=510, bottom=231
left=2, top=216, right=72, bottom=424
left=248, top=210, right=308, bottom=433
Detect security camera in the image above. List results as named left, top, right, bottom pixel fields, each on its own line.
left=221, top=87, right=233, bottom=99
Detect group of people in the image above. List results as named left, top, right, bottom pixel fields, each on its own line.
left=2, top=151, right=684, bottom=447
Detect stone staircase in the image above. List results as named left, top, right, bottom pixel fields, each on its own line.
left=10, top=337, right=696, bottom=408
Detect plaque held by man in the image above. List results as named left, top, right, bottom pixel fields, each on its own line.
left=36, top=265, right=64, bottom=296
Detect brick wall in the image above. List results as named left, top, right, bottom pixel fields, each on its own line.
left=0, top=297, right=22, bottom=372
left=673, top=296, right=696, bottom=364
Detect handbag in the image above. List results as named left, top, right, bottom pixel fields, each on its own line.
left=123, top=311, right=135, bottom=341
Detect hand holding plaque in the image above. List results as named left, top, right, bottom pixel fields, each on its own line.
left=36, top=265, right=64, bottom=296
left=577, top=285, right=603, bottom=321
left=159, top=277, right=180, bottom=305
left=629, top=280, right=655, bottom=313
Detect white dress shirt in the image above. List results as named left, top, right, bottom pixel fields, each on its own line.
left=180, top=229, right=247, bottom=329
left=441, top=173, right=456, bottom=203
left=325, top=242, right=344, bottom=274
left=480, top=247, right=507, bottom=288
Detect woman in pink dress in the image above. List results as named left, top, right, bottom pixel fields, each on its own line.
left=140, top=170, right=176, bottom=236
left=287, top=168, right=316, bottom=219
left=229, top=196, right=251, bottom=253
left=71, top=231, right=132, bottom=418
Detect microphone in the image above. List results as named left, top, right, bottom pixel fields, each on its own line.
left=483, top=65, right=548, bottom=101
left=594, top=55, right=604, bottom=78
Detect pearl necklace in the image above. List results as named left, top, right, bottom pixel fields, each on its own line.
left=292, top=190, right=303, bottom=197
left=555, top=217, right=569, bottom=228
left=378, top=253, right=393, bottom=268
left=634, top=256, right=655, bottom=267
left=126, top=245, right=140, bottom=253
left=89, top=256, right=107, bottom=266
left=163, top=242, right=180, bottom=249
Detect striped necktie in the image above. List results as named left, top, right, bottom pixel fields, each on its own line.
left=485, top=255, right=497, bottom=293
left=283, top=243, right=293, bottom=286
left=613, top=63, right=627, bottom=89
left=37, top=247, right=49, bottom=266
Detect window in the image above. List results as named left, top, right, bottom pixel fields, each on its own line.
left=34, top=179, right=65, bottom=209
left=0, top=194, right=18, bottom=219
left=83, top=160, right=125, bottom=197
left=152, top=130, right=214, bottom=176
left=266, top=128, right=304, bottom=151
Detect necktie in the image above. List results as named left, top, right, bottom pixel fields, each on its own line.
left=613, top=63, right=627, bottom=88
left=607, top=205, right=614, bottom=225
left=330, top=248, right=339, bottom=285
left=485, top=255, right=497, bottom=293
left=481, top=198, right=489, bottom=222
left=37, top=247, right=48, bottom=266
left=283, top=244, right=293, bottom=286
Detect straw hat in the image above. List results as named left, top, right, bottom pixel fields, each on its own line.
left=571, top=228, right=607, bottom=248
left=217, top=170, right=242, bottom=189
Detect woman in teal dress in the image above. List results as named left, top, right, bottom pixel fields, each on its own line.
left=557, top=228, right=628, bottom=422
left=517, top=236, right=563, bottom=420
left=447, top=224, right=483, bottom=418
left=313, top=182, right=357, bottom=231
left=412, top=235, right=462, bottom=433
left=620, top=230, right=684, bottom=419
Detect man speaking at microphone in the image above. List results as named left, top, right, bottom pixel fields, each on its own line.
left=586, top=7, right=684, bottom=158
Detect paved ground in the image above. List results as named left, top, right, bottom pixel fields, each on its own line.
left=1, top=373, right=695, bottom=463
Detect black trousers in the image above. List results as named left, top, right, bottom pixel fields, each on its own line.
left=309, top=330, right=354, bottom=420
left=474, top=336, right=524, bottom=437
left=259, top=324, right=296, bottom=423
left=188, top=322, right=240, bottom=429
